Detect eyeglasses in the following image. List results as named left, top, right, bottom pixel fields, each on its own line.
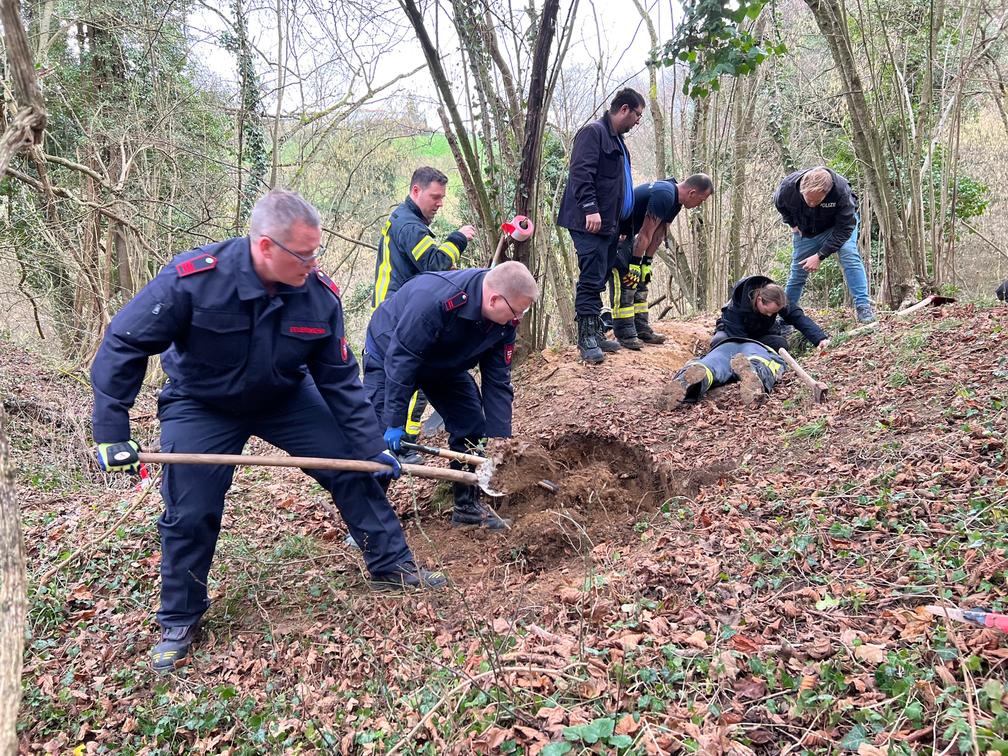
left=500, top=294, right=529, bottom=326
left=268, top=236, right=326, bottom=265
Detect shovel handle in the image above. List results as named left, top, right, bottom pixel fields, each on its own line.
left=138, top=452, right=478, bottom=486
left=399, top=441, right=486, bottom=466
left=777, top=348, right=829, bottom=404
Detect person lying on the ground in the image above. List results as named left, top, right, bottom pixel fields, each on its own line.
left=608, top=174, right=713, bottom=349
left=363, top=261, right=540, bottom=531
left=662, top=339, right=787, bottom=408
left=90, top=191, right=446, bottom=673
left=997, top=279, right=1007, bottom=302
left=713, top=275, right=829, bottom=352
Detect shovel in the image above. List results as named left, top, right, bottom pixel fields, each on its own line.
left=777, top=348, right=829, bottom=404
left=401, top=441, right=560, bottom=495
left=896, top=294, right=957, bottom=317
left=138, top=451, right=505, bottom=497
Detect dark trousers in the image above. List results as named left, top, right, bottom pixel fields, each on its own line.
left=695, top=340, right=786, bottom=387
left=569, top=230, right=620, bottom=316
left=362, top=356, right=486, bottom=454
left=156, top=379, right=412, bottom=627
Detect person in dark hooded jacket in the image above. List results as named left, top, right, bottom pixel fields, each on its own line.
left=997, top=279, right=1007, bottom=302
left=712, top=275, right=828, bottom=351
left=661, top=276, right=828, bottom=409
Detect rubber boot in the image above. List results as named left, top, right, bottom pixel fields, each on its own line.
left=451, top=478, right=507, bottom=530
left=664, top=362, right=713, bottom=407
left=613, top=318, right=642, bottom=350
left=613, top=275, right=642, bottom=349
left=594, top=315, right=621, bottom=353
left=634, top=309, right=665, bottom=344
left=151, top=623, right=201, bottom=673
left=730, top=353, right=780, bottom=407
left=576, top=315, right=604, bottom=364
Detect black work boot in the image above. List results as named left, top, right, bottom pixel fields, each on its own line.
left=576, top=315, right=604, bottom=364
left=731, top=353, right=778, bottom=407
left=664, top=362, right=712, bottom=407
left=151, top=623, right=201, bottom=673
left=594, top=316, right=621, bottom=353
left=613, top=318, right=643, bottom=350
left=451, top=483, right=508, bottom=530
left=635, top=312, right=666, bottom=344
left=370, top=560, right=448, bottom=591
left=397, top=433, right=424, bottom=465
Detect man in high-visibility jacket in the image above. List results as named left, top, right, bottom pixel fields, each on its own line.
left=372, top=166, right=476, bottom=459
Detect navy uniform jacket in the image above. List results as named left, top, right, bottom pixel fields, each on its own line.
left=371, top=197, right=468, bottom=309
left=773, top=168, right=858, bottom=259
left=365, top=269, right=516, bottom=437
left=91, top=236, right=385, bottom=459
left=556, top=112, right=631, bottom=237
left=716, top=275, right=827, bottom=346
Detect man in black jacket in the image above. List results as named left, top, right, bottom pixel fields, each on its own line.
left=774, top=166, right=876, bottom=324
left=557, top=88, right=646, bottom=364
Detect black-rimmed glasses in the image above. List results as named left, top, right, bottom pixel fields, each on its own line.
left=268, top=236, right=326, bottom=265
left=500, top=294, right=529, bottom=326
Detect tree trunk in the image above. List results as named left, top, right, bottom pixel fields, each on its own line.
left=631, top=0, right=668, bottom=176
left=804, top=0, right=920, bottom=307
left=511, top=0, right=561, bottom=268
left=0, top=407, right=26, bottom=755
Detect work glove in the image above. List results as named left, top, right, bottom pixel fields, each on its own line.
left=622, top=262, right=643, bottom=289
left=641, top=258, right=653, bottom=286
left=383, top=426, right=406, bottom=452
left=369, top=450, right=402, bottom=480
left=95, top=440, right=141, bottom=473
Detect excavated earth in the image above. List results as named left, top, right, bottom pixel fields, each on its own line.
left=8, top=304, right=1008, bottom=754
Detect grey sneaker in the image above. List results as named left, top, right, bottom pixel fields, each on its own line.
left=855, top=304, right=877, bottom=324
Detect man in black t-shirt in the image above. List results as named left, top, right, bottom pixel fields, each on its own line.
left=609, top=174, right=713, bottom=348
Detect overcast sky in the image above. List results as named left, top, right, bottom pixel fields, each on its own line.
left=188, top=0, right=678, bottom=124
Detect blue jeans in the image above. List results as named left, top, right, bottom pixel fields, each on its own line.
left=785, top=221, right=870, bottom=307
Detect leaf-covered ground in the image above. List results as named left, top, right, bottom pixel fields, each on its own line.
left=7, top=303, right=1008, bottom=754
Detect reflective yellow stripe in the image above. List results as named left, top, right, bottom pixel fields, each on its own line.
left=411, top=235, right=435, bottom=261
left=634, top=301, right=648, bottom=314
left=612, top=270, right=634, bottom=318
left=685, top=360, right=715, bottom=387
left=439, top=241, right=461, bottom=266
left=372, top=220, right=394, bottom=311
left=405, top=390, right=423, bottom=435
left=751, top=355, right=783, bottom=375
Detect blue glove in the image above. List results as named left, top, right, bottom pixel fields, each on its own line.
left=383, top=426, right=406, bottom=452
left=369, top=450, right=402, bottom=480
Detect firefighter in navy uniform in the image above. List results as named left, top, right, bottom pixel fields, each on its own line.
left=90, top=191, right=446, bottom=673
left=363, top=262, right=539, bottom=530
left=372, top=166, right=476, bottom=461
left=609, top=174, right=713, bottom=348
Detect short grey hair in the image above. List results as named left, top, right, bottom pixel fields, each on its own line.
left=486, top=260, right=540, bottom=301
left=249, top=190, right=321, bottom=243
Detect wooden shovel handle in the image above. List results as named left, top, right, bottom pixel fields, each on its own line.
left=777, top=348, right=829, bottom=404
left=138, top=452, right=478, bottom=486
left=400, top=441, right=486, bottom=466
